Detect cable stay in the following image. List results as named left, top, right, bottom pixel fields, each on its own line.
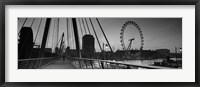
left=89, top=18, right=103, bottom=52
left=34, top=18, right=43, bottom=43
left=51, top=18, right=56, bottom=52
left=71, top=21, right=75, bottom=49
left=23, top=18, right=40, bottom=68
left=68, top=18, right=71, bottom=48
left=68, top=18, right=73, bottom=49
left=67, top=18, right=71, bottom=47
left=27, top=18, right=43, bottom=63
left=18, top=18, right=36, bottom=59
left=22, top=18, right=28, bottom=27
left=65, top=18, right=71, bottom=57
left=39, top=18, right=52, bottom=57
left=55, top=34, right=64, bottom=48
left=66, top=18, right=69, bottom=47
left=84, top=18, right=91, bottom=34
left=78, top=18, right=84, bottom=37
left=18, top=18, right=28, bottom=36
left=96, top=18, right=113, bottom=53
left=35, top=18, right=52, bottom=67
left=57, top=18, right=60, bottom=48
left=45, top=20, right=53, bottom=49
left=58, top=33, right=65, bottom=57
left=30, top=18, right=35, bottom=28
left=76, top=19, right=83, bottom=50
left=81, top=18, right=87, bottom=34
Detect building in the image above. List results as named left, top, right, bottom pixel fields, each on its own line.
left=155, top=49, right=170, bottom=58
left=82, top=35, right=95, bottom=58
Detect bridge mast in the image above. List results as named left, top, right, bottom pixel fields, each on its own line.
left=72, top=18, right=81, bottom=58
left=39, top=18, right=51, bottom=58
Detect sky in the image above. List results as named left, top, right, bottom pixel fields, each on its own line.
left=18, top=18, right=182, bottom=53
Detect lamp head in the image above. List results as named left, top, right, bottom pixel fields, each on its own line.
left=105, top=44, right=109, bottom=49
left=179, top=48, right=182, bottom=52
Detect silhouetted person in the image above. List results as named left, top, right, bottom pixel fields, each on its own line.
left=18, top=27, right=34, bottom=59
left=63, top=54, right=65, bottom=62
left=166, top=56, right=171, bottom=63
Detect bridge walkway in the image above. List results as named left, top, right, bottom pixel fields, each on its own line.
left=39, top=58, right=76, bottom=69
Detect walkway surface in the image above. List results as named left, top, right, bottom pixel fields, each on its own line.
left=40, top=58, right=76, bottom=69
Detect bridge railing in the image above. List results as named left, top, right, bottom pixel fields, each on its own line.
left=68, top=57, right=172, bottom=69
left=18, top=57, right=59, bottom=69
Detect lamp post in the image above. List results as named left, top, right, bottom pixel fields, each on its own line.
left=103, top=43, right=108, bottom=60
left=175, top=47, right=177, bottom=62
left=175, top=47, right=182, bottom=60
left=179, top=48, right=182, bottom=53
left=175, top=47, right=182, bottom=68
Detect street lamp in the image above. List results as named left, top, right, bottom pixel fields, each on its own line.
left=103, top=43, right=108, bottom=60
left=175, top=47, right=182, bottom=68
left=179, top=48, right=182, bottom=52
left=105, top=44, right=109, bottom=49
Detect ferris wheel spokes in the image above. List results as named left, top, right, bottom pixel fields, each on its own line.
left=120, top=21, right=144, bottom=59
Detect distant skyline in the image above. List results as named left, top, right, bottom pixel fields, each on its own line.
left=18, top=18, right=182, bottom=53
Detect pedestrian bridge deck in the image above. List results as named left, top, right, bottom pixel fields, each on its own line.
left=39, top=58, right=76, bottom=69
left=37, top=57, right=176, bottom=69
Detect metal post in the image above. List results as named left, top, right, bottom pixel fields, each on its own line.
left=101, top=61, right=104, bottom=69
left=84, top=60, right=88, bottom=69
left=90, top=60, right=94, bottom=69
left=78, top=59, right=82, bottom=69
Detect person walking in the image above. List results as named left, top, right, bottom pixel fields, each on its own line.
left=62, top=54, right=65, bottom=62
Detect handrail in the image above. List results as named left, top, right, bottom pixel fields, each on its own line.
left=18, top=57, right=58, bottom=61
left=69, top=57, right=174, bottom=69
left=18, top=57, right=59, bottom=69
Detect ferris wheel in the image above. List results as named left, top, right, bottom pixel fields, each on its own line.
left=120, top=21, right=144, bottom=58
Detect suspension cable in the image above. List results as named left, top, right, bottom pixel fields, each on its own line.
left=84, top=18, right=91, bottom=34
left=68, top=18, right=70, bottom=47
left=89, top=18, right=103, bottom=52
left=81, top=18, right=87, bottom=34
left=96, top=18, right=113, bottom=53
